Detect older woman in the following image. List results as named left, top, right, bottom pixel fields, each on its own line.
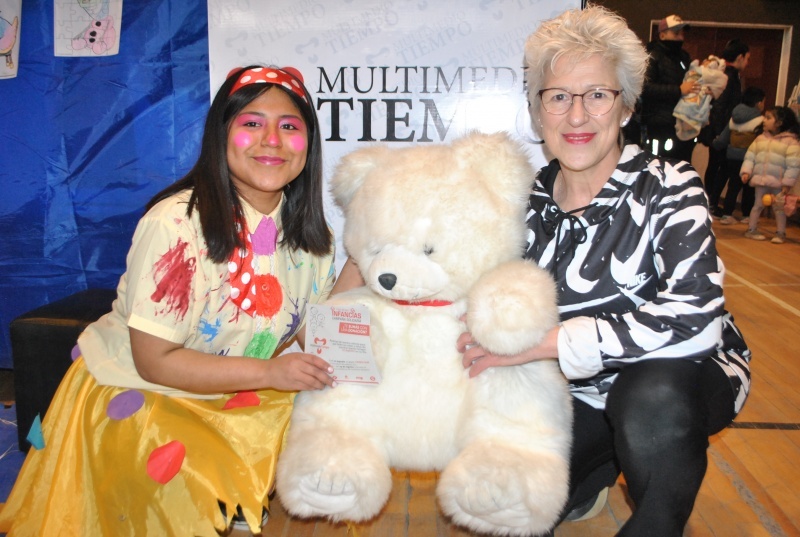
left=460, top=6, right=751, bottom=536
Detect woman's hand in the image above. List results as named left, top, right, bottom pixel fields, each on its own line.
left=457, top=326, right=560, bottom=378
left=741, top=173, right=750, bottom=184
left=680, top=79, right=700, bottom=96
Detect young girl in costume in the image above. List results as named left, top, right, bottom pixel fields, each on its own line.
left=742, top=105, right=800, bottom=243
left=0, top=65, right=337, bottom=536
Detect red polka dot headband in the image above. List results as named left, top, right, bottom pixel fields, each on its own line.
left=227, top=66, right=307, bottom=102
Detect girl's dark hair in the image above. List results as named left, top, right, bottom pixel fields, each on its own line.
left=147, top=65, right=331, bottom=263
left=771, top=106, right=800, bottom=136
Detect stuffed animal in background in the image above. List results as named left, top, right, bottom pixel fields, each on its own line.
left=674, top=55, right=728, bottom=141
left=276, top=131, right=573, bottom=536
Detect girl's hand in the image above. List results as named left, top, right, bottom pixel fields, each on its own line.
left=130, top=327, right=335, bottom=394
left=263, top=352, right=336, bottom=391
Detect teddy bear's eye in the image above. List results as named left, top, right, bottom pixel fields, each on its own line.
left=423, top=245, right=434, bottom=256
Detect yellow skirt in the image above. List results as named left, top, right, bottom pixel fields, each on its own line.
left=0, top=357, right=294, bottom=536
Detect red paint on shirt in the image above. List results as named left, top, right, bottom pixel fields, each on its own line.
left=254, top=273, right=283, bottom=317
left=151, top=239, right=196, bottom=320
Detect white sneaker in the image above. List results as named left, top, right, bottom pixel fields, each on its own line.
left=739, top=216, right=750, bottom=224
left=719, top=215, right=735, bottom=225
left=745, top=230, right=766, bottom=241
left=771, top=234, right=786, bottom=244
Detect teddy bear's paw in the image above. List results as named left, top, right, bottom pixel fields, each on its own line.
left=467, top=260, right=559, bottom=356
left=437, top=442, right=568, bottom=536
left=296, top=468, right=359, bottom=513
left=284, top=465, right=392, bottom=522
left=276, top=428, right=393, bottom=522
left=447, top=479, right=537, bottom=528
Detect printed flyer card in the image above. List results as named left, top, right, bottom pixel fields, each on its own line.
left=306, top=304, right=381, bottom=385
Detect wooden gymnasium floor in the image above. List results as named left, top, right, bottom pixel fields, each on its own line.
left=229, top=214, right=800, bottom=537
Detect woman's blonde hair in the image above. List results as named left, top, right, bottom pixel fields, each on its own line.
left=524, top=4, right=648, bottom=123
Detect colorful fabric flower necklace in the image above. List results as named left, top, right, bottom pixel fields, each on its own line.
left=227, top=215, right=284, bottom=359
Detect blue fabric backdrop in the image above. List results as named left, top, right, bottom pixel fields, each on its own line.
left=0, top=0, right=210, bottom=369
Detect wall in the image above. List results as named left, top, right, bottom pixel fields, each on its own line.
left=595, top=0, right=800, bottom=103
left=0, top=0, right=209, bottom=368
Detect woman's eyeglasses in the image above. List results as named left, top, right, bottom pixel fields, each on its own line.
left=538, top=88, right=623, bottom=116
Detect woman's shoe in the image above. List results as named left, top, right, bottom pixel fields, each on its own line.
left=564, top=486, right=609, bottom=522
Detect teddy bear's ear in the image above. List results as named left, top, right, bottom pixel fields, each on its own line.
left=452, top=131, right=534, bottom=203
left=330, top=145, right=393, bottom=209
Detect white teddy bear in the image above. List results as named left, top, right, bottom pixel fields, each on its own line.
left=276, top=131, right=573, bottom=536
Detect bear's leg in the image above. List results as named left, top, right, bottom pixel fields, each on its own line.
left=276, top=426, right=392, bottom=523
left=437, top=440, right=568, bottom=536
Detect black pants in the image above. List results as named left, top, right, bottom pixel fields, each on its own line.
left=705, top=147, right=727, bottom=212
left=720, top=159, right=755, bottom=218
left=560, top=358, right=736, bottom=536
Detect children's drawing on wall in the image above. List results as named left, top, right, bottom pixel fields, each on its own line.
left=54, top=0, right=122, bottom=57
left=0, top=0, right=21, bottom=79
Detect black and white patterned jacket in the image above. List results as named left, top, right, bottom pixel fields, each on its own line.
left=526, top=144, right=751, bottom=412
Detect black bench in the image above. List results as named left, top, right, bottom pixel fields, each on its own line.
left=10, top=289, right=116, bottom=451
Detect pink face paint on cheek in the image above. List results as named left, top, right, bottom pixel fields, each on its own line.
left=233, top=132, right=252, bottom=147
left=288, top=134, right=307, bottom=152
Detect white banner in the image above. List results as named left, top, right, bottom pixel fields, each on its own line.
left=208, top=0, right=578, bottom=270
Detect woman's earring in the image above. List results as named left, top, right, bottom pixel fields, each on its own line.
left=621, top=116, right=631, bottom=127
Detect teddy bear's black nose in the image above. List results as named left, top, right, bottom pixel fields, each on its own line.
left=378, top=273, right=397, bottom=290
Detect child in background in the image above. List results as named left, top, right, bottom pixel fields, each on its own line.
left=742, top=106, right=800, bottom=243
left=713, top=87, right=765, bottom=224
